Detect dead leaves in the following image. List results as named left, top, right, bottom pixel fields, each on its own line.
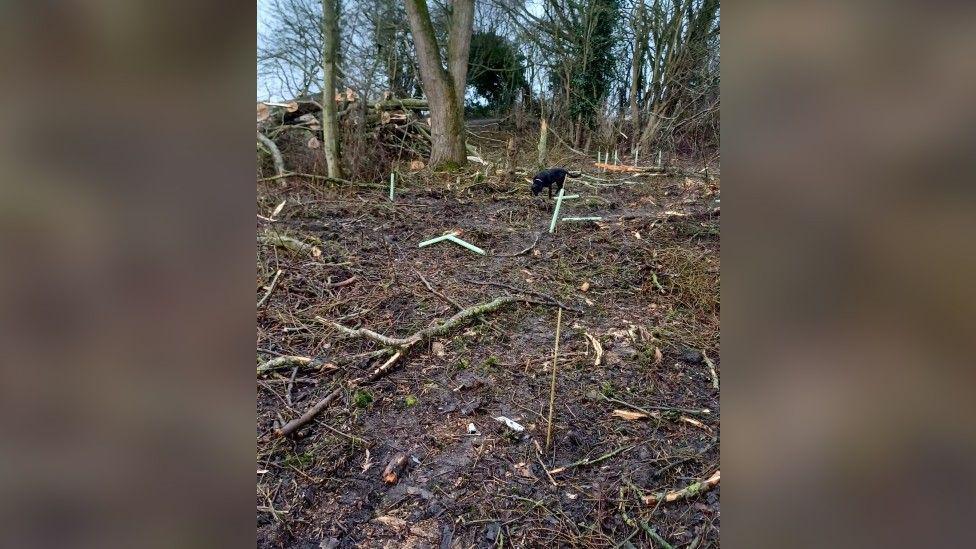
left=431, top=341, right=445, bottom=357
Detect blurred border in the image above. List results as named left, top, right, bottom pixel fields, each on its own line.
left=0, top=1, right=255, bottom=546
left=723, top=1, right=976, bottom=547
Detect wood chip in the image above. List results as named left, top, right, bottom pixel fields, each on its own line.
left=432, top=341, right=445, bottom=357
left=382, top=453, right=408, bottom=484
left=611, top=409, right=649, bottom=421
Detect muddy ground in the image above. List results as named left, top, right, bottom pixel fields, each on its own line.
left=257, top=135, right=720, bottom=548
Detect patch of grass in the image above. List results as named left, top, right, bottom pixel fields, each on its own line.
left=654, top=247, right=719, bottom=317
left=281, top=450, right=315, bottom=468
left=454, top=358, right=470, bottom=371
left=353, top=390, right=374, bottom=408
left=600, top=380, right=615, bottom=397
left=404, top=394, right=418, bottom=407
left=481, top=356, right=500, bottom=371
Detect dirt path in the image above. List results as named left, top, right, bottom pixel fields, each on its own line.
left=257, top=157, right=720, bottom=547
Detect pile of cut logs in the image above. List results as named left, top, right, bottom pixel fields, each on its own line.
left=258, top=89, right=432, bottom=156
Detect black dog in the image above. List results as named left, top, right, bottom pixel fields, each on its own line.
left=531, top=168, right=580, bottom=198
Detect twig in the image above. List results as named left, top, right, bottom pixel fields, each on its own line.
left=322, top=320, right=410, bottom=347
left=461, top=278, right=584, bottom=313
left=258, top=172, right=389, bottom=191
left=257, top=355, right=312, bottom=375
left=258, top=231, right=321, bottom=257
left=495, top=231, right=542, bottom=258
left=638, top=521, right=675, bottom=549
left=257, top=269, right=283, bottom=308
left=641, top=470, right=721, bottom=505
left=285, top=364, right=299, bottom=405
left=601, top=393, right=710, bottom=417
left=545, top=307, right=563, bottom=449
left=323, top=275, right=358, bottom=288
left=277, top=387, right=343, bottom=437
left=583, top=332, right=603, bottom=366
left=320, top=421, right=367, bottom=445
left=548, top=444, right=635, bottom=475
left=414, top=269, right=463, bottom=310
left=702, top=351, right=719, bottom=389
left=533, top=439, right=558, bottom=486
left=326, top=295, right=542, bottom=348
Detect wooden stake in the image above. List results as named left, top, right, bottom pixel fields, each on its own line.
left=537, top=118, right=548, bottom=169
left=545, top=307, right=563, bottom=449
left=389, top=172, right=395, bottom=201
left=549, top=187, right=566, bottom=233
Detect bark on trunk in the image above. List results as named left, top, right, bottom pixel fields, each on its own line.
left=404, top=0, right=467, bottom=169
left=447, top=0, right=475, bottom=109
left=628, top=2, right=646, bottom=149
left=321, top=0, right=342, bottom=178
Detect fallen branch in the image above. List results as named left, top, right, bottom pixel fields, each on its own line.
left=277, top=386, right=343, bottom=437
left=257, top=132, right=286, bottom=177
left=545, top=307, right=563, bottom=449
left=257, top=269, right=283, bottom=308
left=641, top=470, right=720, bottom=505
left=282, top=296, right=555, bottom=437
left=321, top=320, right=410, bottom=347
left=257, top=355, right=312, bottom=375
left=258, top=231, right=322, bottom=257
left=327, top=296, right=526, bottom=348
left=549, top=444, right=635, bottom=475
left=461, top=278, right=584, bottom=313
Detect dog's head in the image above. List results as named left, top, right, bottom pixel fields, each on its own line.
left=531, top=178, right=544, bottom=196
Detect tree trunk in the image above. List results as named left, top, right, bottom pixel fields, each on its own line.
left=628, top=2, right=646, bottom=150
left=537, top=118, right=548, bottom=169
left=447, top=0, right=475, bottom=110
left=321, top=0, right=342, bottom=178
left=404, top=0, right=468, bottom=169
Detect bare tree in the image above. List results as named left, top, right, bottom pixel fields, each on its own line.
left=403, top=0, right=474, bottom=168
left=322, top=0, right=342, bottom=178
